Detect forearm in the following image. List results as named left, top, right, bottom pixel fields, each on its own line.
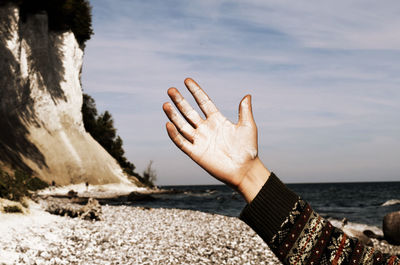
left=240, top=173, right=400, bottom=265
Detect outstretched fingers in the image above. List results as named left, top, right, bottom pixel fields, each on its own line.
left=168, top=87, right=203, bottom=127
left=184, top=78, right=218, bottom=117
left=166, top=122, right=193, bottom=156
left=163, top=102, right=195, bottom=142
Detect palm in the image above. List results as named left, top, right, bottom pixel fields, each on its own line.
left=191, top=113, right=257, bottom=185
left=163, top=78, right=258, bottom=188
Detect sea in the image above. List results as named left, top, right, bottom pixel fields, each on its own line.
left=130, top=182, right=400, bottom=228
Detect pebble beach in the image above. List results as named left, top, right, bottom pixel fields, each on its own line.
left=0, top=204, right=280, bottom=265
left=1, top=184, right=399, bottom=265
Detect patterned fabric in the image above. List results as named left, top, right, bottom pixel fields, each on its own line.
left=270, top=199, right=307, bottom=249
left=268, top=199, right=400, bottom=265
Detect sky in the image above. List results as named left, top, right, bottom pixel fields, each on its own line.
left=81, top=0, right=400, bottom=185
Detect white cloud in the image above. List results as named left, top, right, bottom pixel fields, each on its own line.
left=81, top=0, right=400, bottom=184
left=228, top=0, right=400, bottom=50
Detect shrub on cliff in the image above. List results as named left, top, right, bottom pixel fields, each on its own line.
left=0, top=0, right=93, bottom=45
left=142, top=160, right=157, bottom=188
left=0, top=168, right=48, bottom=202
left=82, top=94, right=142, bottom=180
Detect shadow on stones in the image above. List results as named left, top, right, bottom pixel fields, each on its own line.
left=0, top=4, right=67, bottom=173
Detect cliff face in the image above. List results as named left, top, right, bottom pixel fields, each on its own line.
left=0, top=4, right=131, bottom=185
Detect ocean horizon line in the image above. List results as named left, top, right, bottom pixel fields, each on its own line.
left=160, top=180, right=400, bottom=187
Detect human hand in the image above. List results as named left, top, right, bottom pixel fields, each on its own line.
left=163, top=78, right=270, bottom=202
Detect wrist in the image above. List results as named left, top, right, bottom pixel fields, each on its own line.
left=238, top=157, right=271, bottom=203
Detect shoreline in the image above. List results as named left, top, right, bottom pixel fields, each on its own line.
left=1, top=184, right=399, bottom=264
left=1, top=199, right=400, bottom=264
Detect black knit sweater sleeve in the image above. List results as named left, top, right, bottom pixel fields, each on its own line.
left=240, top=173, right=400, bottom=265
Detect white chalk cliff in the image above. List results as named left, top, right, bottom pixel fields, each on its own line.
left=0, top=4, right=132, bottom=185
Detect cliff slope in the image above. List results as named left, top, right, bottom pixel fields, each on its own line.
left=0, top=4, right=132, bottom=185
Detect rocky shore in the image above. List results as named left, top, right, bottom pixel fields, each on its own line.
left=1, top=203, right=280, bottom=264
left=1, top=194, right=399, bottom=264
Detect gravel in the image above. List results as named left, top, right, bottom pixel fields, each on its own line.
left=0, top=206, right=280, bottom=265
left=2, top=204, right=398, bottom=265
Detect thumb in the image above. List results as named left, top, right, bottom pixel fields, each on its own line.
left=238, top=95, right=255, bottom=125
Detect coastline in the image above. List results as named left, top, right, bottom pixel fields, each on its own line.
left=0, top=203, right=280, bottom=264
left=1, top=185, right=399, bottom=264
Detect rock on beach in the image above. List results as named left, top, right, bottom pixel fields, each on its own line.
left=383, top=211, right=400, bottom=245
left=0, top=205, right=280, bottom=265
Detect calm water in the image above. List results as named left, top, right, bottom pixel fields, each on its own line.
left=129, top=182, right=400, bottom=227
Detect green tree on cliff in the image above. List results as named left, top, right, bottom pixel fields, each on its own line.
left=81, top=94, right=142, bottom=180
left=81, top=94, right=97, bottom=133
left=1, top=0, right=93, bottom=45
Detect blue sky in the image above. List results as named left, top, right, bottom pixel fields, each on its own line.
left=81, top=0, right=400, bottom=185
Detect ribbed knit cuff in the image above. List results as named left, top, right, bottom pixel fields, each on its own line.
left=239, top=172, right=299, bottom=244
